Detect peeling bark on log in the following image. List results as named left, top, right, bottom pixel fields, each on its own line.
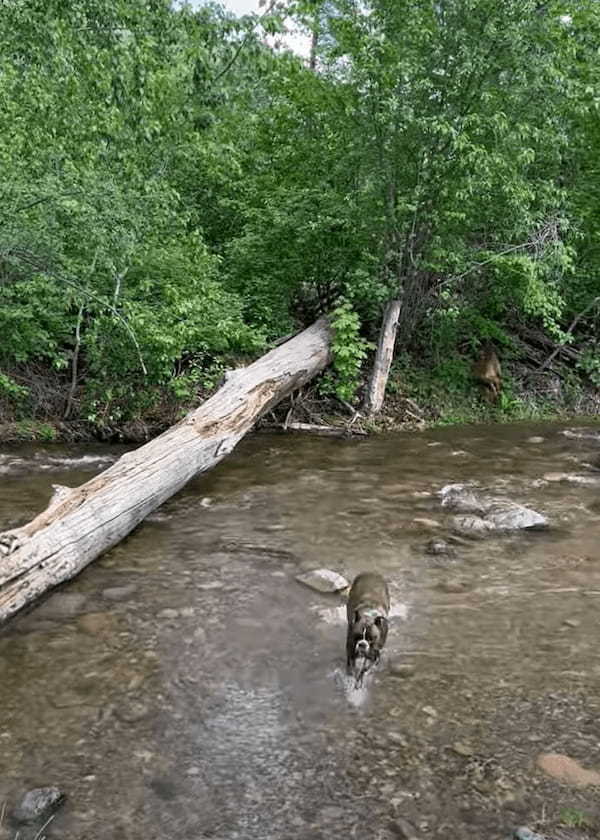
left=0, top=317, right=333, bottom=624
left=363, top=298, right=402, bottom=416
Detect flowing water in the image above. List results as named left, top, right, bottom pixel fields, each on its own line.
left=1, top=422, right=600, bottom=840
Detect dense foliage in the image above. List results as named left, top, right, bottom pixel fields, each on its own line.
left=1, top=0, right=599, bottom=431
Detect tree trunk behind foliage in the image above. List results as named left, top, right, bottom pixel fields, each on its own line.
left=363, top=298, right=402, bottom=415
left=0, top=317, right=333, bottom=625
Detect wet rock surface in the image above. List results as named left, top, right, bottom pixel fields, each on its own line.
left=12, top=786, right=64, bottom=824
left=295, top=568, right=349, bottom=593
left=442, top=483, right=548, bottom=534
left=1, top=424, right=600, bottom=840
left=35, top=592, right=88, bottom=620
left=102, top=584, right=137, bottom=601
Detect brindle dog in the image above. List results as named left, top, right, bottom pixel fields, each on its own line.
left=346, top=572, right=390, bottom=685
left=472, top=342, right=502, bottom=403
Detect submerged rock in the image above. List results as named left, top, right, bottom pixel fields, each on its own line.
left=513, top=828, right=545, bottom=840
left=425, top=538, right=453, bottom=556
left=390, top=817, right=420, bottom=839
left=543, top=471, right=600, bottom=486
left=77, top=611, right=117, bottom=635
left=295, top=568, right=349, bottom=593
left=13, top=786, right=64, bottom=824
left=157, top=608, right=179, bottom=620
left=102, top=584, right=137, bottom=601
left=438, top=579, right=467, bottom=593
left=561, top=428, right=600, bottom=442
left=536, top=753, right=600, bottom=786
left=389, top=663, right=416, bottom=679
left=452, top=741, right=474, bottom=757
left=35, top=592, right=88, bottom=620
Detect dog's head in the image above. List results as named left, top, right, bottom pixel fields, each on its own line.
left=349, top=608, right=388, bottom=663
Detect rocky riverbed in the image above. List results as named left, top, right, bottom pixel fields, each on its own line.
left=1, top=421, right=599, bottom=839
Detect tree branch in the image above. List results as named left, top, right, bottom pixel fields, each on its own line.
left=538, top=296, right=600, bottom=374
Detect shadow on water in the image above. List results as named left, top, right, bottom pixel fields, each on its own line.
left=1, top=421, right=600, bottom=839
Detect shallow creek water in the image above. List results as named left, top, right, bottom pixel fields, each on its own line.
left=1, top=421, right=600, bottom=840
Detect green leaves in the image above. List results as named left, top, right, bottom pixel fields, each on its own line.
left=323, top=301, right=371, bottom=401
left=1, top=0, right=599, bottom=426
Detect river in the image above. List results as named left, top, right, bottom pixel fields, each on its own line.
left=1, top=421, right=599, bottom=840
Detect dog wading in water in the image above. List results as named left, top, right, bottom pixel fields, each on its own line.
left=346, top=572, right=390, bottom=687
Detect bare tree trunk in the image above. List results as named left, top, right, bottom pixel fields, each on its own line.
left=63, top=303, right=84, bottom=420
left=363, top=298, right=401, bottom=415
left=0, top=317, right=333, bottom=625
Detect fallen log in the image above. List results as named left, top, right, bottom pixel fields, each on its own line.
left=0, top=317, right=333, bottom=624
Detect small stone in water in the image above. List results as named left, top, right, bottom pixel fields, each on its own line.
left=527, top=436, right=545, bottom=444
left=563, top=617, right=580, bottom=628
left=157, top=608, right=178, bottom=620
left=390, top=817, right=420, bottom=839
left=412, top=517, right=442, bottom=529
left=452, top=741, right=474, bottom=757
left=13, top=787, right=64, bottom=824
left=543, top=472, right=570, bottom=482
left=295, top=568, right=349, bottom=593
left=438, top=579, right=466, bottom=593
left=36, top=592, right=88, bottom=620
left=115, top=700, right=149, bottom=723
left=513, top=828, right=545, bottom=840
left=77, top=611, right=116, bottom=635
left=422, top=705, right=437, bottom=717
left=426, top=538, right=452, bottom=556
left=389, top=663, right=416, bottom=679
left=102, top=584, right=137, bottom=601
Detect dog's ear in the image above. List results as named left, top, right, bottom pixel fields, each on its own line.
left=353, top=610, right=360, bottom=625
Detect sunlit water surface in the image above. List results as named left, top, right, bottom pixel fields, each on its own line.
left=1, top=421, right=600, bottom=839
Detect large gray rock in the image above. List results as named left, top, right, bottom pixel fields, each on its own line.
left=441, top=484, right=548, bottom=537
left=440, top=484, right=487, bottom=514
left=485, top=500, right=547, bottom=530
left=13, top=787, right=64, bottom=824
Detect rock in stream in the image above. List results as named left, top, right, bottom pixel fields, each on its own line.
left=12, top=786, right=65, bottom=824
left=440, top=483, right=548, bottom=536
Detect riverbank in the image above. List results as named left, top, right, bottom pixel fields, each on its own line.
left=1, top=352, right=598, bottom=444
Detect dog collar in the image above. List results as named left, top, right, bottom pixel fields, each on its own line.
left=360, top=607, right=384, bottom=619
